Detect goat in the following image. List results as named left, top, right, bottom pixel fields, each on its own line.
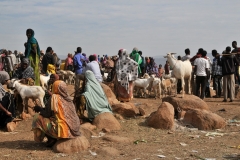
left=164, top=52, right=192, bottom=97
left=161, top=78, right=172, bottom=97
left=133, top=75, right=154, bottom=98
left=11, top=79, right=45, bottom=111
left=65, top=70, right=75, bottom=84
left=142, top=73, right=161, bottom=99
left=40, top=74, right=51, bottom=90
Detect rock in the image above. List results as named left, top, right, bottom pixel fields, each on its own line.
left=182, top=109, right=226, bottom=130
left=80, top=128, right=97, bottom=139
left=53, top=136, right=90, bottom=153
left=6, top=122, right=17, bottom=132
left=102, top=128, right=111, bottom=133
left=98, top=147, right=120, bottom=156
left=139, top=107, right=146, bottom=116
left=100, top=83, right=120, bottom=106
left=93, top=112, right=121, bottom=130
left=146, top=102, right=175, bottom=130
left=114, top=114, right=124, bottom=120
left=102, top=135, right=133, bottom=143
left=81, top=122, right=96, bottom=131
left=111, top=103, right=138, bottom=117
left=162, top=95, right=209, bottom=118
left=177, top=110, right=186, bottom=120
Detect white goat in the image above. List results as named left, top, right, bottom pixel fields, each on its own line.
left=133, top=75, right=154, bottom=98
left=40, top=74, right=51, bottom=90
left=11, top=79, right=45, bottom=111
left=142, top=73, right=161, bottom=99
left=164, top=53, right=192, bottom=97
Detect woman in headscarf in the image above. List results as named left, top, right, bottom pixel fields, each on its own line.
left=24, top=29, right=41, bottom=86
left=115, top=49, right=138, bottom=102
left=13, top=58, right=35, bottom=85
left=76, top=70, right=112, bottom=120
left=146, top=58, right=159, bottom=77
left=0, top=71, right=16, bottom=131
left=130, top=47, right=142, bottom=75
left=32, top=80, right=80, bottom=147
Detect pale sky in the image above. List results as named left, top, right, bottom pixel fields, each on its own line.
left=0, top=0, right=239, bottom=59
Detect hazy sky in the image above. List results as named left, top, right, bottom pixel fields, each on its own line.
left=0, top=0, right=239, bottom=59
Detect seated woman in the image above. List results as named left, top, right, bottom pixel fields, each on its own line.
left=0, top=71, right=16, bottom=131
left=32, top=80, right=80, bottom=147
left=13, top=58, right=35, bottom=85
left=43, top=74, right=59, bottom=104
left=77, top=70, right=112, bottom=120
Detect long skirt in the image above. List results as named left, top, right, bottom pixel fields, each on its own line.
left=32, top=114, right=58, bottom=142
left=116, top=81, right=133, bottom=102
left=29, top=51, right=40, bottom=86
left=0, top=92, right=15, bottom=127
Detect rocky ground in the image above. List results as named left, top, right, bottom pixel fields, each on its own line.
left=0, top=85, right=240, bottom=160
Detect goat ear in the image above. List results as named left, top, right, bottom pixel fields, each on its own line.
left=171, top=53, right=177, bottom=55
left=163, top=56, right=167, bottom=58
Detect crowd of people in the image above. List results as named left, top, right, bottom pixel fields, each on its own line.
left=0, top=28, right=239, bottom=148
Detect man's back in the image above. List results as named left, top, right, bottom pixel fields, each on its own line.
left=194, top=58, right=208, bottom=76
left=84, top=61, right=102, bottom=82
left=73, top=53, right=84, bottom=74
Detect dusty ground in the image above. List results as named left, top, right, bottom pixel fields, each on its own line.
left=0, top=85, right=240, bottom=160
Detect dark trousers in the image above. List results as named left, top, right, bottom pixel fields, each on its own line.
left=213, top=75, right=222, bottom=97
left=195, top=76, right=207, bottom=99
left=0, top=93, right=15, bottom=127
left=235, top=66, right=240, bottom=85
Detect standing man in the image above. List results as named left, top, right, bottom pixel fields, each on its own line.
left=219, top=46, right=239, bottom=102
left=73, top=47, right=85, bottom=91
left=83, top=55, right=102, bottom=82
left=231, top=41, right=240, bottom=85
left=212, top=50, right=222, bottom=98
left=194, top=50, right=209, bottom=99
left=138, top=51, right=145, bottom=77
left=182, top=48, right=191, bottom=61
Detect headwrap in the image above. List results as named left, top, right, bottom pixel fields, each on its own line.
left=50, top=74, right=59, bottom=81
left=25, top=29, right=41, bottom=58
left=0, top=84, right=6, bottom=101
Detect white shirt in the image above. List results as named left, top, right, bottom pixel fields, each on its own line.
left=194, top=58, right=209, bottom=76
left=9, top=54, right=17, bottom=65
left=182, top=55, right=191, bottom=61
left=83, top=61, right=103, bottom=82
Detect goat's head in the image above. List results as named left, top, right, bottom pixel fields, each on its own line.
left=8, top=79, right=19, bottom=89
left=142, top=73, right=150, bottom=79
left=163, top=52, right=177, bottom=58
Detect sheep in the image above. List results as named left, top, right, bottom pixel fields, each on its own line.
left=40, top=74, right=51, bottom=90
left=164, top=52, right=192, bottom=97
left=10, top=79, right=45, bottom=112
left=133, top=75, right=154, bottom=98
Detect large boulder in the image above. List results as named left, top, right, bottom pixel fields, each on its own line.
left=111, top=103, right=138, bottom=117
left=102, top=135, right=133, bottom=143
left=162, top=95, right=209, bottom=117
left=182, top=109, right=226, bottom=130
left=53, top=136, right=90, bottom=153
left=92, top=112, right=121, bottom=130
left=146, top=102, right=175, bottom=130
left=101, top=83, right=120, bottom=106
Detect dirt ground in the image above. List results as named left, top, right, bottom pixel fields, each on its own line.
left=0, top=85, right=240, bottom=160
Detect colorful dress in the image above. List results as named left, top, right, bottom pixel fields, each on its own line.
left=32, top=81, right=80, bottom=141
left=130, top=48, right=142, bottom=74
left=25, top=29, right=40, bottom=86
